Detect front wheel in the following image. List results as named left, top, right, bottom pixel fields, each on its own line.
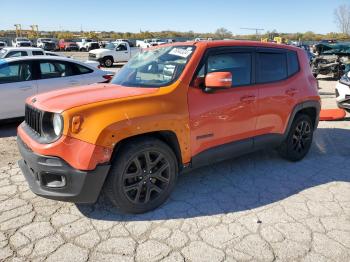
left=278, top=114, right=314, bottom=161
left=103, top=57, right=114, bottom=67
left=104, top=138, right=178, bottom=214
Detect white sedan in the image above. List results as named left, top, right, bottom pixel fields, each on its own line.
left=0, top=56, right=114, bottom=120
left=335, top=71, right=350, bottom=113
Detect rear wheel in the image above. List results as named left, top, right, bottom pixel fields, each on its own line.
left=104, top=138, right=178, bottom=214
left=278, top=114, right=314, bottom=161
left=103, top=56, right=114, bottom=67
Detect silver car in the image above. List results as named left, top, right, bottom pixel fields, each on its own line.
left=0, top=56, right=113, bottom=120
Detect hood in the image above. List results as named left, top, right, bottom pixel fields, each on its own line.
left=90, top=48, right=112, bottom=55
left=27, top=83, right=158, bottom=113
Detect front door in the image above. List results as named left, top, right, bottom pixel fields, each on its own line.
left=0, top=60, right=37, bottom=119
left=188, top=48, right=258, bottom=158
left=115, top=43, right=129, bottom=62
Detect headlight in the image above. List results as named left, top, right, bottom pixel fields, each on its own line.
left=52, top=113, right=63, bottom=136
left=340, top=72, right=350, bottom=86
left=41, top=112, right=63, bottom=142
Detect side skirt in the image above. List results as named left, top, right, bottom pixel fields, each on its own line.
left=183, top=134, right=284, bottom=172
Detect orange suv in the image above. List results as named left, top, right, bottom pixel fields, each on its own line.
left=17, top=41, right=320, bottom=213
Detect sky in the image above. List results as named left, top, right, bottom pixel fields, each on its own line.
left=0, top=0, right=349, bottom=34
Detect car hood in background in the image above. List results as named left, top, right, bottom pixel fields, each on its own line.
left=89, top=48, right=114, bottom=56
left=26, top=84, right=158, bottom=113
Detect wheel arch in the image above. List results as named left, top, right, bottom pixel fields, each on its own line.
left=110, top=131, right=183, bottom=171
left=284, top=100, right=321, bottom=138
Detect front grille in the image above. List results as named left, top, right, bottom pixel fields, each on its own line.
left=25, top=104, right=42, bottom=136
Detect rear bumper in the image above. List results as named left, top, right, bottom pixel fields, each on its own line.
left=17, top=137, right=110, bottom=203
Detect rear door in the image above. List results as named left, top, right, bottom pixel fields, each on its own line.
left=255, top=48, right=300, bottom=137
left=36, top=59, right=85, bottom=93
left=0, top=60, right=37, bottom=119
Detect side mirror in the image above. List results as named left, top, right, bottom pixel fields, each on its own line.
left=205, top=72, right=232, bottom=90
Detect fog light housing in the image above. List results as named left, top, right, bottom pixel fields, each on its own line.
left=41, top=173, right=66, bottom=188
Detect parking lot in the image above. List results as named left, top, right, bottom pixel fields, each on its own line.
left=0, top=76, right=349, bottom=261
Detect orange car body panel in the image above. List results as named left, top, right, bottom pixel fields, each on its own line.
left=18, top=40, right=320, bottom=171
left=17, top=125, right=112, bottom=170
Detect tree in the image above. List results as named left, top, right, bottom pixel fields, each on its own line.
left=215, top=27, right=232, bottom=39
left=334, top=4, right=350, bottom=35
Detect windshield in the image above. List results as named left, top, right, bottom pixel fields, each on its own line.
left=111, top=45, right=195, bottom=88
left=17, top=38, right=29, bottom=41
left=105, top=43, right=116, bottom=50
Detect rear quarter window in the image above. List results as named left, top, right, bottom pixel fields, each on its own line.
left=74, top=64, right=93, bottom=74
left=287, top=51, right=299, bottom=76
left=32, top=51, right=44, bottom=56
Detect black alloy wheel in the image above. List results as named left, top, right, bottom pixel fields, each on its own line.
left=278, top=114, right=314, bottom=161
left=104, top=138, right=178, bottom=214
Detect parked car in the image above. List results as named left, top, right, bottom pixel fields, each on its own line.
left=12, top=37, right=32, bottom=47
left=0, top=41, right=7, bottom=50
left=0, top=56, right=113, bottom=119
left=16, top=41, right=320, bottom=214
left=36, top=38, right=57, bottom=51
left=58, top=39, right=79, bottom=51
left=136, top=38, right=165, bottom=48
left=76, top=38, right=100, bottom=52
left=115, top=39, right=134, bottom=47
left=88, top=41, right=138, bottom=67
left=335, top=71, right=350, bottom=112
left=0, top=47, right=45, bottom=58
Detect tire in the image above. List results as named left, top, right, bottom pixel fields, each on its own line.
left=104, top=137, right=178, bottom=214
left=278, top=114, right=314, bottom=162
left=103, top=56, right=114, bottom=67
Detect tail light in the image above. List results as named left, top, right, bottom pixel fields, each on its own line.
left=102, top=74, right=114, bottom=82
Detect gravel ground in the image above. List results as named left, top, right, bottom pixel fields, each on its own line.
left=0, top=77, right=349, bottom=261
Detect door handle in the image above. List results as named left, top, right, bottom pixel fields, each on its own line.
left=286, top=88, right=298, bottom=96
left=19, top=86, right=32, bottom=91
left=124, top=51, right=128, bottom=53
left=240, top=95, right=256, bottom=103
left=69, top=81, right=79, bottom=85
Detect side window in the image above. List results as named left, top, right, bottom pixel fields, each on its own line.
left=39, top=61, right=73, bottom=79
left=257, top=52, right=287, bottom=83
left=116, top=44, right=127, bottom=51
left=287, top=51, right=299, bottom=76
left=32, top=51, right=44, bottom=56
left=0, top=62, right=32, bottom=84
left=5, top=51, right=28, bottom=58
left=74, top=64, right=93, bottom=74
left=206, top=52, right=252, bottom=86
